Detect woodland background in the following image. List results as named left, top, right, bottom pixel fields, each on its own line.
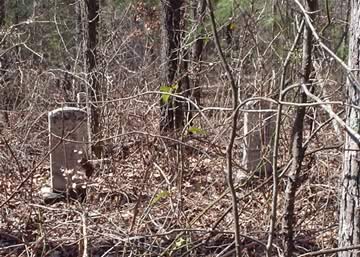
left=0, top=0, right=356, bottom=256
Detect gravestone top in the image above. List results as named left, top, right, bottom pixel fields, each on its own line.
left=48, top=107, right=89, bottom=200
left=49, top=106, right=87, bottom=117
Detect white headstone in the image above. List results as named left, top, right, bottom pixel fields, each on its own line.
left=77, top=92, right=87, bottom=108
left=242, top=102, right=274, bottom=177
left=48, top=107, right=89, bottom=198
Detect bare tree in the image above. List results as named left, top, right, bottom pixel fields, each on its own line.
left=0, top=0, right=5, bottom=129
left=191, top=0, right=206, bottom=105
left=0, top=0, right=5, bottom=26
left=87, top=0, right=101, bottom=157
left=75, top=0, right=83, bottom=48
left=160, top=0, right=184, bottom=133
left=338, top=1, right=360, bottom=256
left=0, top=0, right=8, bottom=130
left=282, top=1, right=318, bottom=256
left=76, top=0, right=102, bottom=157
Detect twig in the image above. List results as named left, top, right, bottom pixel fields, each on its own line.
left=100, top=241, right=123, bottom=257
left=193, top=107, right=336, bottom=231
left=206, top=0, right=241, bottom=256
left=266, top=18, right=305, bottom=255
left=282, top=1, right=317, bottom=255
left=294, top=0, right=360, bottom=91
left=301, top=84, right=360, bottom=143
left=298, top=244, right=360, bottom=257
left=0, top=147, right=52, bottom=208
left=208, top=177, right=271, bottom=230
left=2, top=135, right=24, bottom=177
left=82, top=211, right=88, bottom=257
left=0, top=118, right=87, bottom=208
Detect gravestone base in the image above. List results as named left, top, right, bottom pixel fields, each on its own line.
left=41, top=185, right=87, bottom=204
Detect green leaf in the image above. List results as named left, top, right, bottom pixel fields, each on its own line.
left=228, top=22, right=236, bottom=31
left=188, top=126, right=206, bottom=135
left=204, top=36, right=210, bottom=44
left=174, top=237, right=186, bottom=248
left=160, top=84, right=178, bottom=103
left=150, top=190, right=170, bottom=206
left=160, top=85, right=171, bottom=103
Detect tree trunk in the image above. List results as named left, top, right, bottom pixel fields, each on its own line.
left=0, top=0, right=5, bottom=26
left=86, top=0, right=101, bottom=157
left=0, top=0, right=8, bottom=130
left=191, top=0, right=206, bottom=105
left=338, top=1, right=360, bottom=256
left=282, top=1, right=317, bottom=256
left=160, top=0, right=184, bottom=133
left=180, top=49, right=191, bottom=126
left=75, top=0, right=83, bottom=48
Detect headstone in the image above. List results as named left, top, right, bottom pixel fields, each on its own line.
left=0, top=111, right=9, bottom=131
left=48, top=107, right=89, bottom=200
left=242, top=101, right=275, bottom=177
left=77, top=92, right=87, bottom=108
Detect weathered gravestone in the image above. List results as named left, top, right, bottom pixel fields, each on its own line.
left=242, top=102, right=275, bottom=177
left=47, top=107, right=89, bottom=201
left=77, top=92, right=87, bottom=108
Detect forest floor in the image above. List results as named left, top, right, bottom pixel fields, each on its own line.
left=0, top=116, right=341, bottom=256
left=0, top=71, right=343, bottom=256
